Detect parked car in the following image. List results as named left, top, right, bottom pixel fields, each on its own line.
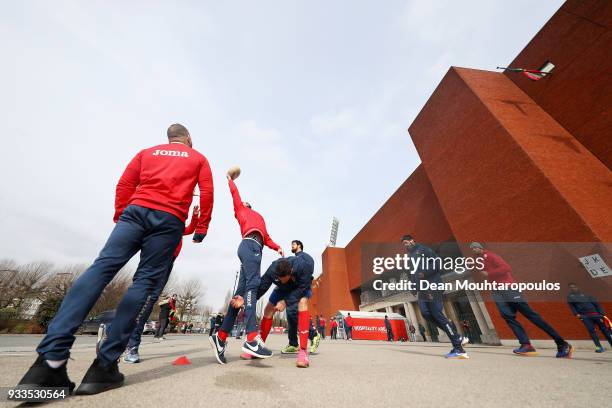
left=143, top=320, right=157, bottom=335
left=78, top=310, right=116, bottom=335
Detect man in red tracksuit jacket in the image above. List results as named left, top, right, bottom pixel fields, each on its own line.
left=210, top=173, right=283, bottom=364
left=18, top=124, right=214, bottom=396
left=470, top=242, right=572, bottom=358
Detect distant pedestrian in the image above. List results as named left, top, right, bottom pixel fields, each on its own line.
left=330, top=318, right=338, bottom=339
left=409, top=323, right=417, bottom=342
left=320, top=316, right=326, bottom=339
left=418, top=323, right=427, bottom=342
left=156, top=294, right=177, bottom=339
left=567, top=283, right=612, bottom=353
left=344, top=313, right=354, bottom=340
left=461, top=320, right=473, bottom=344
left=209, top=315, right=216, bottom=336
left=384, top=315, right=394, bottom=342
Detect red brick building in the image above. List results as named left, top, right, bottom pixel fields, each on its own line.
left=310, top=0, right=612, bottom=343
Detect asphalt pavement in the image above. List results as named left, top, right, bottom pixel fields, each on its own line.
left=0, top=334, right=610, bottom=407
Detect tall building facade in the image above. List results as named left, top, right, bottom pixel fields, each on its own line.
left=310, top=0, right=611, bottom=343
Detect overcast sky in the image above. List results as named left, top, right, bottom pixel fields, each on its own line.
left=0, top=0, right=563, bottom=310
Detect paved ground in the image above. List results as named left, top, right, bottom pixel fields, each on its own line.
left=0, top=334, right=610, bottom=407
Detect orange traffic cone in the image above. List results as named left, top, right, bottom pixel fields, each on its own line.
left=172, top=355, right=192, bottom=366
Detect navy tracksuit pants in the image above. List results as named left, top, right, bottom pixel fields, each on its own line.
left=126, top=259, right=175, bottom=351
left=492, top=290, right=564, bottom=346
left=417, top=293, right=463, bottom=348
left=580, top=316, right=612, bottom=348
left=37, top=205, right=183, bottom=365
left=221, top=239, right=262, bottom=336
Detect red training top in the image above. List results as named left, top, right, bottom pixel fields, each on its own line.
left=114, top=142, right=214, bottom=234
left=228, top=178, right=279, bottom=251
left=345, top=316, right=353, bottom=327
left=331, top=321, right=338, bottom=328
left=482, top=250, right=515, bottom=284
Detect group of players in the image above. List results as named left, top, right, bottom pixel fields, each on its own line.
left=13, top=123, right=609, bottom=399
left=15, top=123, right=315, bottom=396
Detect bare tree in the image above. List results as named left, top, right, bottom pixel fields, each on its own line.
left=7, top=262, right=53, bottom=311
left=176, top=277, right=206, bottom=322
left=40, top=264, right=87, bottom=300
left=0, top=259, right=19, bottom=309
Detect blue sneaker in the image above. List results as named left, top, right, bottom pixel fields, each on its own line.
left=242, top=336, right=273, bottom=359
left=209, top=333, right=227, bottom=365
left=513, top=344, right=538, bottom=356
left=122, top=348, right=140, bottom=364
left=595, top=346, right=605, bottom=353
left=556, top=342, right=573, bottom=359
left=445, top=348, right=469, bottom=359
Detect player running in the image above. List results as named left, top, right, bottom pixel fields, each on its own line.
left=470, top=242, right=573, bottom=358
left=209, top=169, right=284, bottom=364
left=403, top=234, right=469, bottom=359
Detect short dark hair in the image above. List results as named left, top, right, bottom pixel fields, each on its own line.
left=568, top=282, right=578, bottom=286
left=167, top=123, right=189, bottom=139
left=292, top=240, right=304, bottom=250
left=275, top=259, right=292, bottom=277
left=401, top=234, right=413, bottom=241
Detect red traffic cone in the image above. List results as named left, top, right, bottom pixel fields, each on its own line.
left=172, top=355, right=192, bottom=366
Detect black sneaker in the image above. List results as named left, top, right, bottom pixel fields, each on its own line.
left=15, top=356, right=76, bottom=395
left=209, top=333, right=227, bottom=364
left=241, top=336, right=273, bottom=359
left=75, top=358, right=124, bottom=395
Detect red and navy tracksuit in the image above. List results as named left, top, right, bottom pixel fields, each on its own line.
left=344, top=316, right=353, bottom=339
left=218, top=178, right=280, bottom=343
left=484, top=250, right=566, bottom=347
left=408, top=244, right=464, bottom=348
left=37, top=142, right=213, bottom=365
left=567, top=291, right=612, bottom=348
left=256, top=252, right=315, bottom=350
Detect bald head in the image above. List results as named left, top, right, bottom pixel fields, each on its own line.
left=167, top=123, right=192, bottom=147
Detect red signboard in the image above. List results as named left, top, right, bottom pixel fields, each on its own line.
left=350, top=318, right=407, bottom=341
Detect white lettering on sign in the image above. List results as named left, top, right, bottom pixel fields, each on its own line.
left=579, top=254, right=612, bottom=279
left=152, top=150, right=189, bottom=157
left=354, top=325, right=386, bottom=332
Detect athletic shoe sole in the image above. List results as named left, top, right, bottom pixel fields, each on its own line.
left=281, top=349, right=299, bottom=354
left=122, top=357, right=140, bottom=364
left=241, top=345, right=273, bottom=359
left=445, top=354, right=470, bottom=359
left=75, top=380, right=124, bottom=395
left=513, top=351, right=539, bottom=356
left=208, top=335, right=227, bottom=365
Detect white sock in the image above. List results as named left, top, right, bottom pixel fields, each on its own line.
left=46, top=359, right=67, bottom=368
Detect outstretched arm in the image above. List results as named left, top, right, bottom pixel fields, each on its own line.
left=228, top=177, right=243, bottom=215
